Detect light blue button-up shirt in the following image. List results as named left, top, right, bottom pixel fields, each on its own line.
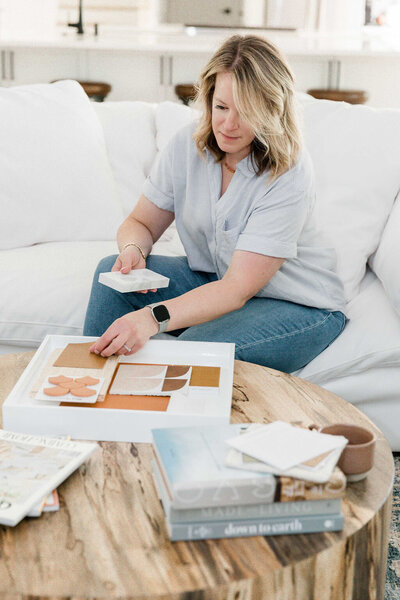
left=143, top=122, right=346, bottom=313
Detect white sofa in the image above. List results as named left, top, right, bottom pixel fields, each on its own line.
left=1, top=81, right=400, bottom=448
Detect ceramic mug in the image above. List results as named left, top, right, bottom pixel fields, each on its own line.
left=309, top=423, right=376, bottom=482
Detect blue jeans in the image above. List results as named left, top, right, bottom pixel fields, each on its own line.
left=83, top=255, right=346, bottom=373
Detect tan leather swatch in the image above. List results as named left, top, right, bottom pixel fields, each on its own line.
left=53, top=342, right=107, bottom=369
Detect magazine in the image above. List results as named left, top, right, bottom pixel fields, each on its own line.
left=0, top=430, right=97, bottom=526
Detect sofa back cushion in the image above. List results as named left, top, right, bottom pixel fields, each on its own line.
left=300, top=95, right=400, bottom=302
left=155, top=101, right=199, bottom=152
left=0, top=80, right=123, bottom=250
left=153, top=98, right=400, bottom=304
left=369, top=191, right=400, bottom=316
left=93, top=101, right=157, bottom=216
left=94, top=96, right=400, bottom=306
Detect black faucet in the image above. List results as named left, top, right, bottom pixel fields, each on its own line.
left=68, top=0, right=84, bottom=35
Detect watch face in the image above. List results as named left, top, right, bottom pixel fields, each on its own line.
left=153, top=304, right=170, bottom=322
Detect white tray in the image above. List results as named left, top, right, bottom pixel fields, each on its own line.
left=2, top=335, right=235, bottom=443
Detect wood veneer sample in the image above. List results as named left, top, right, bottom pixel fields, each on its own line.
left=165, top=365, right=190, bottom=378
left=190, top=366, right=221, bottom=387
left=161, top=378, right=188, bottom=392
left=53, top=342, right=107, bottom=369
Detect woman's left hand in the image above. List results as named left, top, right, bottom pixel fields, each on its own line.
left=89, top=309, right=159, bottom=357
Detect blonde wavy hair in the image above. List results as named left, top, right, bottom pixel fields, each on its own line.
left=193, top=34, right=302, bottom=180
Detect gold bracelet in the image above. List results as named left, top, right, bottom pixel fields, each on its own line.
left=122, top=242, right=146, bottom=260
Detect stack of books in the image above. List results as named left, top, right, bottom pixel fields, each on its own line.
left=151, top=424, right=346, bottom=541
left=27, top=489, right=60, bottom=518
left=0, top=429, right=97, bottom=526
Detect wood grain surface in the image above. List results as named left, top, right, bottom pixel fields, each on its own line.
left=0, top=352, right=394, bottom=600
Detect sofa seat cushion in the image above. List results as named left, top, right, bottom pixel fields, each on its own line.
left=296, top=269, right=400, bottom=384
left=0, top=236, right=185, bottom=347
left=0, top=241, right=118, bottom=345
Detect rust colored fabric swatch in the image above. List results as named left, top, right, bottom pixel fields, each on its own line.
left=75, top=376, right=100, bottom=385
left=48, top=375, right=73, bottom=385
left=190, top=366, right=221, bottom=387
left=70, top=387, right=97, bottom=398
left=61, top=394, right=170, bottom=411
left=44, top=386, right=68, bottom=397
left=59, top=380, right=87, bottom=390
left=53, top=342, right=107, bottom=369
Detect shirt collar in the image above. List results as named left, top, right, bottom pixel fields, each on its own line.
left=235, top=155, right=257, bottom=177
left=207, top=150, right=257, bottom=178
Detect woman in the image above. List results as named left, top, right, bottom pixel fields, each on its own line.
left=84, top=34, right=347, bottom=372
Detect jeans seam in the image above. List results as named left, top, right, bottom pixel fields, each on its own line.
left=236, top=312, right=337, bottom=352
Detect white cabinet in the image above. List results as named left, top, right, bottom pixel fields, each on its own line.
left=86, top=50, right=162, bottom=101
left=0, top=49, right=14, bottom=84
left=86, top=51, right=209, bottom=102
left=339, top=56, right=400, bottom=108
left=0, top=48, right=81, bottom=87
left=1, top=40, right=400, bottom=108
left=163, top=53, right=209, bottom=101
left=288, top=57, right=328, bottom=93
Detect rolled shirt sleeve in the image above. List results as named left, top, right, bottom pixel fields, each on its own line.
left=236, top=167, right=311, bottom=259
left=142, top=139, right=176, bottom=212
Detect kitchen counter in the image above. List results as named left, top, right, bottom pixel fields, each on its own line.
left=0, top=25, right=400, bottom=58
left=1, top=25, right=399, bottom=107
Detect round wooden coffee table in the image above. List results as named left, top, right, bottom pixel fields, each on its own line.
left=0, top=352, right=394, bottom=600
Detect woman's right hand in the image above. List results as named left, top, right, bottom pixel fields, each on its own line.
left=111, top=245, right=145, bottom=273
left=111, top=245, right=157, bottom=293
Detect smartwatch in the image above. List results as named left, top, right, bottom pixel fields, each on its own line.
left=146, top=303, right=170, bottom=334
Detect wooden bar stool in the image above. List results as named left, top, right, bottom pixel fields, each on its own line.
left=307, top=59, right=368, bottom=105
left=307, top=89, right=368, bottom=105
left=51, top=80, right=112, bottom=102
left=175, top=83, right=196, bottom=105
left=77, top=81, right=112, bottom=102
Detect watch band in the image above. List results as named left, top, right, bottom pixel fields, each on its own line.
left=147, top=303, right=170, bottom=334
